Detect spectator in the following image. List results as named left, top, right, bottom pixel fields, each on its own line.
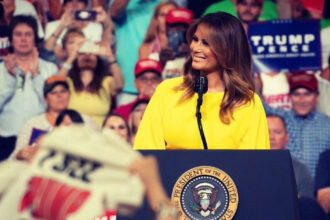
left=139, top=1, right=178, bottom=60
left=103, top=113, right=131, bottom=143
left=56, top=28, right=123, bottom=88
left=316, top=54, right=330, bottom=116
left=258, top=72, right=291, bottom=110
left=202, top=0, right=278, bottom=23
left=0, top=15, right=58, bottom=161
left=66, top=47, right=122, bottom=127
left=129, top=98, right=149, bottom=144
left=12, top=75, right=99, bottom=161
left=235, top=0, right=264, bottom=32
left=0, top=3, right=10, bottom=62
left=1, top=0, right=44, bottom=38
left=160, top=8, right=193, bottom=80
left=109, top=0, right=160, bottom=106
left=315, top=150, right=330, bottom=219
left=114, top=59, right=162, bottom=121
left=262, top=73, right=330, bottom=176
left=55, top=109, right=84, bottom=126
left=267, top=114, right=314, bottom=199
left=44, top=0, right=111, bottom=62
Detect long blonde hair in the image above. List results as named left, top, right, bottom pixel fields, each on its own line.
left=143, top=1, right=178, bottom=43
left=175, top=12, right=255, bottom=124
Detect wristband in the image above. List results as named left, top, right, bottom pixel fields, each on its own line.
left=62, top=62, right=72, bottom=70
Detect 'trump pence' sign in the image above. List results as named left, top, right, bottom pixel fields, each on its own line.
left=248, top=19, right=321, bottom=73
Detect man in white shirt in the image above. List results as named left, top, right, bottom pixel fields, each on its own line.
left=0, top=15, right=58, bottom=161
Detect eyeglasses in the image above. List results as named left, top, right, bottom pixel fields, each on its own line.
left=137, top=76, right=162, bottom=84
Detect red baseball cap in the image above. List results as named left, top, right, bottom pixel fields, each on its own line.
left=165, top=8, right=194, bottom=25
left=134, top=59, right=162, bottom=78
left=288, top=73, right=318, bottom=92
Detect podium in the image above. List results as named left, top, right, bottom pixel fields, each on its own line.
left=118, top=150, right=300, bottom=220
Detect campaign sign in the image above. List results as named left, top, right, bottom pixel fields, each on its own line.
left=248, top=19, right=321, bottom=73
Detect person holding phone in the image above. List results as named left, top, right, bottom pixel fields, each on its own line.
left=134, top=12, right=269, bottom=150
left=43, top=0, right=112, bottom=63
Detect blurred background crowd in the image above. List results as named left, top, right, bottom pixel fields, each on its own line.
left=0, top=0, right=329, bottom=219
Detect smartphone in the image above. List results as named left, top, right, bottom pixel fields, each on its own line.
left=79, top=40, right=100, bottom=54
left=75, top=10, right=97, bottom=21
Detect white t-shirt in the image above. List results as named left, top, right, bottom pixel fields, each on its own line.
left=0, top=125, right=144, bottom=220
left=45, top=20, right=103, bottom=45
left=261, top=72, right=292, bottom=110
left=162, top=57, right=186, bottom=80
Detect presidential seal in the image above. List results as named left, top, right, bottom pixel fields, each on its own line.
left=171, top=166, right=238, bottom=220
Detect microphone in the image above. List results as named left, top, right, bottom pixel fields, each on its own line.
left=194, top=75, right=208, bottom=150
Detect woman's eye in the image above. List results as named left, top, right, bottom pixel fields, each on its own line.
left=192, top=36, right=198, bottom=42
left=202, top=39, right=209, bottom=46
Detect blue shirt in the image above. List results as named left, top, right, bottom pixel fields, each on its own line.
left=263, top=100, right=330, bottom=176
left=0, top=59, right=58, bottom=137
left=111, top=0, right=160, bottom=93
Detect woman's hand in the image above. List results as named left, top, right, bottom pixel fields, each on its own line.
left=3, top=54, right=17, bottom=77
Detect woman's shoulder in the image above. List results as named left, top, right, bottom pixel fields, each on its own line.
left=156, top=77, right=184, bottom=92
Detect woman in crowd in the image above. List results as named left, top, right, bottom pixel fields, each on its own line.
left=139, top=1, right=178, bottom=59
left=134, top=12, right=270, bottom=150
left=129, top=98, right=149, bottom=145
left=103, top=113, right=131, bottom=143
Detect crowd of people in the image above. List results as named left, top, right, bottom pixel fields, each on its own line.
left=0, top=0, right=329, bottom=219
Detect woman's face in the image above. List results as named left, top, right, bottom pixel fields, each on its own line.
left=77, top=53, right=98, bottom=70
left=131, top=103, right=148, bottom=133
left=190, top=24, right=219, bottom=74
left=64, top=34, right=85, bottom=55
left=157, top=4, right=177, bottom=33
left=104, top=116, right=129, bottom=141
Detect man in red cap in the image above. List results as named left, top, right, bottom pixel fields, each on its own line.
left=235, top=0, right=263, bottom=31
left=114, top=59, right=162, bottom=121
left=263, top=72, right=330, bottom=177
left=160, top=8, right=193, bottom=80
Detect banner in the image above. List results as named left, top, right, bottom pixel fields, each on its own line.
left=248, top=19, right=321, bottom=73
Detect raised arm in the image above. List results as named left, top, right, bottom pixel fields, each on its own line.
left=109, top=0, right=130, bottom=20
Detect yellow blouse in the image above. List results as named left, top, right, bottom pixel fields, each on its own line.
left=134, top=77, right=270, bottom=150
left=67, top=76, right=113, bottom=127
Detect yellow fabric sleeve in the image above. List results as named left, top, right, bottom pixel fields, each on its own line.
left=134, top=77, right=270, bottom=150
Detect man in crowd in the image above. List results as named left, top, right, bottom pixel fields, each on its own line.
left=115, top=59, right=162, bottom=120
left=160, top=8, right=193, bottom=80
left=110, top=0, right=160, bottom=106
left=267, top=114, right=314, bottom=198
left=263, top=73, right=330, bottom=176
left=0, top=15, right=58, bottom=161
left=235, top=0, right=263, bottom=31
left=315, top=150, right=330, bottom=219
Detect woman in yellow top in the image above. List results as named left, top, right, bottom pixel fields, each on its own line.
left=58, top=28, right=124, bottom=127
left=134, top=12, right=270, bottom=150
